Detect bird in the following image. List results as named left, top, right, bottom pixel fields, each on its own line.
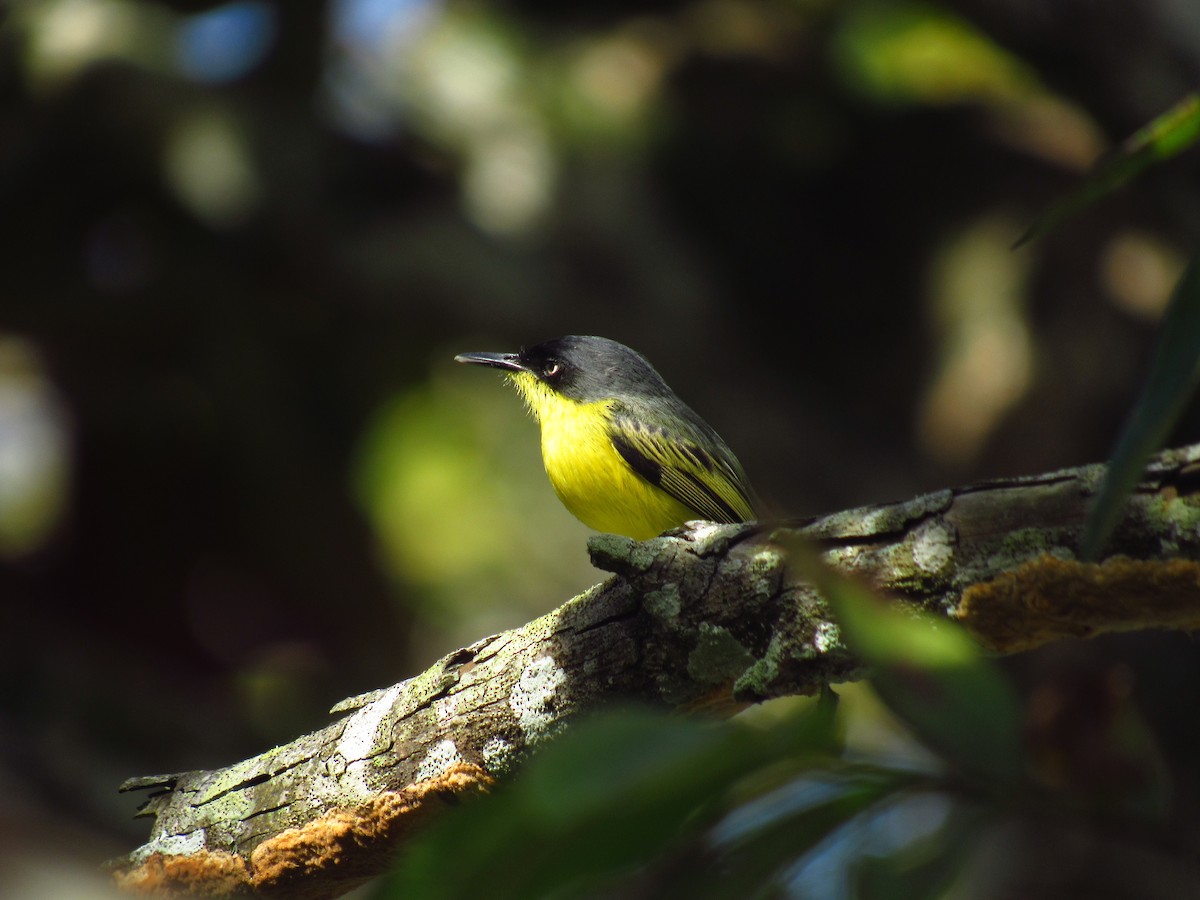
left=455, top=335, right=757, bottom=540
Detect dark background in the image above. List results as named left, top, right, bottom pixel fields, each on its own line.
left=2, top=0, right=1200, bottom=893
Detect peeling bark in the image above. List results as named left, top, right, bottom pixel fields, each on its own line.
left=110, top=444, right=1200, bottom=898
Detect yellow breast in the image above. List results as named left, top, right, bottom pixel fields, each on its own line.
left=509, top=372, right=695, bottom=540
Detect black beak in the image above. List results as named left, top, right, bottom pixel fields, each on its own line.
left=454, top=351, right=526, bottom=372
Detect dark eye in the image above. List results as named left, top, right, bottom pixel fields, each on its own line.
left=543, top=360, right=562, bottom=378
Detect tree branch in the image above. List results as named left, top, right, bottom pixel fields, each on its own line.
left=110, top=443, right=1200, bottom=898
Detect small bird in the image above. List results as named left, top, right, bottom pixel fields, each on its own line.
left=455, top=335, right=757, bottom=540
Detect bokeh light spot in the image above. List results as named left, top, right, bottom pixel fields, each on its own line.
left=175, top=1, right=276, bottom=84
left=0, top=337, right=71, bottom=558
left=164, top=107, right=262, bottom=227
left=833, top=3, right=1036, bottom=105
left=918, top=214, right=1034, bottom=466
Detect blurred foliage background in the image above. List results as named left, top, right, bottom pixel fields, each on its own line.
left=2, top=0, right=1200, bottom=896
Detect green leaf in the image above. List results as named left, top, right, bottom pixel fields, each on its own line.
left=1015, top=93, right=1200, bottom=247
left=1081, top=253, right=1200, bottom=559
left=372, top=703, right=839, bottom=900
left=794, top=549, right=1026, bottom=788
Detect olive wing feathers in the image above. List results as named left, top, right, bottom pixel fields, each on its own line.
left=609, top=410, right=756, bottom=525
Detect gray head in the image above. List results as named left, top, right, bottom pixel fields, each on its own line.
left=455, top=335, right=676, bottom=404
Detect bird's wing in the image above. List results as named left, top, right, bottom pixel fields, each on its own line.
left=609, top=412, right=756, bottom=524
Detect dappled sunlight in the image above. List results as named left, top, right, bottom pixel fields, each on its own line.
left=832, top=3, right=1038, bottom=105
left=395, top=13, right=556, bottom=235
left=175, top=1, right=276, bottom=84
left=986, top=93, right=1105, bottom=171
left=326, top=4, right=560, bottom=235
left=918, top=215, right=1034, bottom=467
left=1101, top=230, right=1186, bottom=321
left=316, top=0, right=1095, bottom=242
left=18, top=0, right=274, bottom=91
left=461, top=118, right=556, bottom=235
left=18, top=0, right=172, bottom=92
left=0, top=337, right=70, bottom=559
left=570, top=34, right=662, bottom=119
left=322, top=1, right=803, bottom=235
left=685, top=0, right=798, bottom=59
left=15, top=0, right=268, bottom=227
left=163, top=106, right=263, bottom=227
left=556, top=25, right=673, bottom=141
left=829, top=0, right=1109, bottom=191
